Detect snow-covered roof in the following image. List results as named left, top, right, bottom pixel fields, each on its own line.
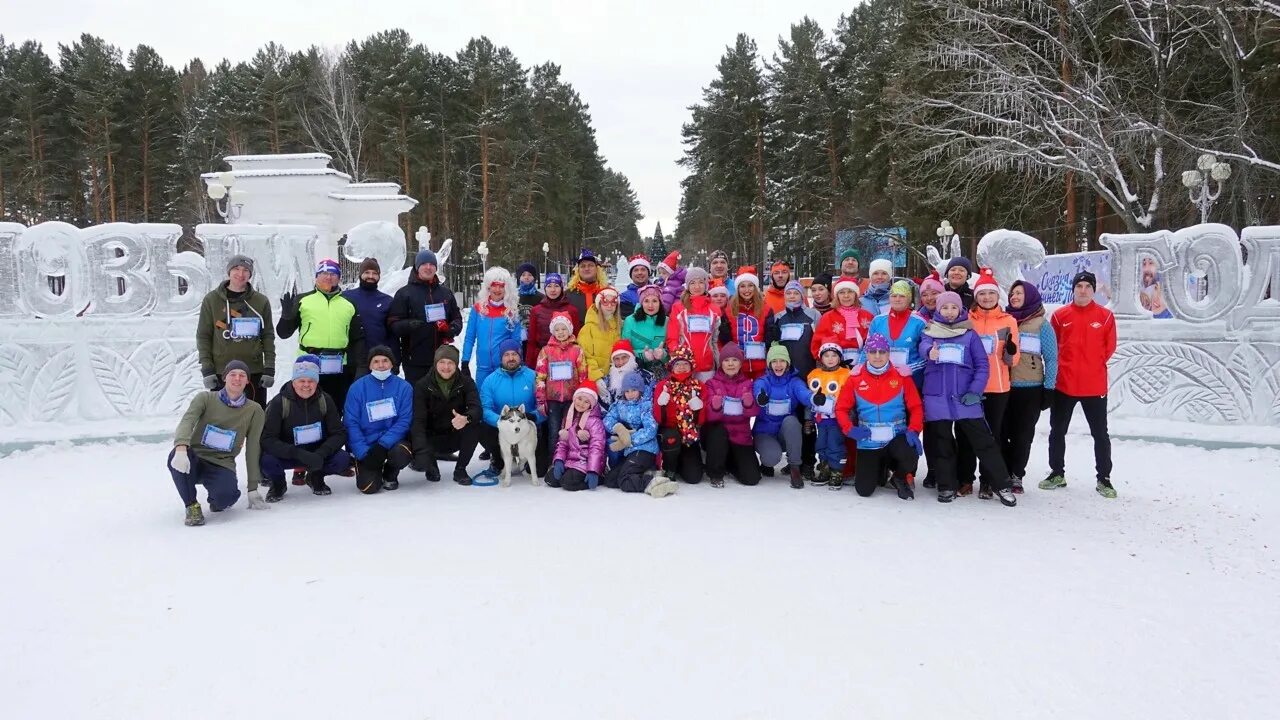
left=223, top=153, right=332, bottom=162
left=327, top=192, right=418, bottom=205
left=200, top=168, right=353, bottom=180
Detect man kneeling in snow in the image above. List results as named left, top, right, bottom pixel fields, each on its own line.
left=168, top=360, right=267, bottom=526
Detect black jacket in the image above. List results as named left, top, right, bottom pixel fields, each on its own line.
left=260, top=383, right=348, bottom=460
left=410, top=371, right=482, bottom=448
left=388, top=275, right=463, bottom=369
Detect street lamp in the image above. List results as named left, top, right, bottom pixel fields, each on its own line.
left=766, top=241, right=774, bottom=267
left=206, top=171, right=246, bottom=222
left=542, top=242, right=549, bottom=276
left=1182, top=154, right=1231, bottom=224
left=477, top=241, right=490, bottom=273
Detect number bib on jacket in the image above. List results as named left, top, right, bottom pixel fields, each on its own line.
left=780, top=324, right=804, bottom=341
left=687, top=315, right=711, bottom=334
left=319, top=354, right=344, bottom=375
left=723, top=397, right=743, bottom=416
left=425, top=303, right=446, bottom=321
left=867, top=423, right=895, bottom=443
left=767, top=399, right=791, bottom=416
left=202, top=425, right=236, bottom=451
left=366, top=398, right=397, bottom=423
left=293, top=422, right=322, bottom=445
left=1021, top=335, right=1041, bottom=354
left=743, top=341, right=766, bottom=360
left=550, top=361, right=574, bottom=381
left=230, top=317, right=261, bottom=339
left=939, top=344, right=965, bottom=365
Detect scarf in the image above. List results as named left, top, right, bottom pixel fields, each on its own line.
left=666, top=372, right=699, bottom=443
left=561, top=404, right=595, bottom=443
left=813, top=300, right=831, bottom=314
left=866, top=361, right=889, bottom=376
left=518, top=281, right=539, bottom=297
left=924, top=308, right=974, bottom=339
left=608, top=357, right=637, bottom=393
left=219, top=387, right=247, bottom=408
left=864, top=282, right=889, bottom=304
left=836, top=304, right=864, bottom=342
left=436, top=374, right=455, bottom=397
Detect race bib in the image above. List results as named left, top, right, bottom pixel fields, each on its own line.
left=939, top=344, right=965, bottom=365
left=319, top=354, right=344, bottom=375
left=550, top=361, right=574, bottom=381
left=293, top=422, right=322, bottom=445
left=780, top=323, right=804, bottom=341
left=743, top=341, right=766, bottom=360
left=201, top=424, right=236, bottom=452
left=1021, top=335, right=1041, bottom=354
left=425, top=303, right=446, bottom=322
left=687, top=314, right=711, bottom=334
left=890, top=348, right=908, bottom=367
left=842, top=347, right=861, bottom=363
left=366, top=397, right=397, bottom=422
left=768, top=399, right=791, bottom=416
left=868, top=423, right=895, bottom=443
left=723, top=397, right=744, bottom=416
left=981, top=334, right=996, bottom=355
left=230, top=317, right=261, bottom=338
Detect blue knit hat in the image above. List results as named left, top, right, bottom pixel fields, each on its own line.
left=315, top=258, right=340, bottom=277
left=544, top=272, right=564, bottom=288
left=415, top=249, right=438, bottom=269
left=292, top=354, right=321, bottom=382
left=498, top=339, right=522, bottom=358
left=621, top=371, right=646, bottom=394
left=945, top=257, right=973, bottom=276
left=516, top=262, right=538, bottom=283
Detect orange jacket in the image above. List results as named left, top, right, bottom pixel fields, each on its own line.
left=968, top=305, right=1021, bottom=393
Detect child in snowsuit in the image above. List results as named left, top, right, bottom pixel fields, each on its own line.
left=835, top=333, right=925, bottom=500
left=603, top=372, right=673, bottom=497
left=536, top=310, right=589, bottom=461
left=753, top=343, right=817, bottom=488
left=808, top=342, right=851, bottom=488
left=653, top=346, right=706, bottom=484
left=701, top=342, right=762, bottom=487
left=549, top=381, right=606, bottom=491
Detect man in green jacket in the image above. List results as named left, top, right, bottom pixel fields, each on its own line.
left=196, top=254, right=276, bottom=407
left=168, top=360, right=268, bottom=526
left=276, top=258, right=366, bottom=416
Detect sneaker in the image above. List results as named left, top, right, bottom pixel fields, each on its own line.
left=1096, top=479, right=1117, bottom=499
left=710, top=476, right=725, bottom=488
left=383, top=477, right=400, bottom=491
left=978, top=485, right=993, bottom=500
left=1039, top=472, right=1067, bottom=490
left=922, top=474, right=937, bottom=489
left=291, top=468, right=307, bottom=486
left=307, top=473, right=332, bottom=496
left=937, top=490, right=956, bottom=503
left=892, top=476, right=915, bottom=500
left=789, top=466, right=804, bottom=489
left=958, top=482, right=973, bottom=497
left=265, top=480, right=286, bottom=503
left=827, top=477, right=843, bottom=491
left=645, top=476, right=678, bottom=498
left=184, top=502, right=205, bottom=526
left=995, top=487, right=1018, bottom=507
left=1011, top=476, right=1024, bottom=494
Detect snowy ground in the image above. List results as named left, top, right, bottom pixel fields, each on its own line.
left=2, top=421, right=1277, bottom=719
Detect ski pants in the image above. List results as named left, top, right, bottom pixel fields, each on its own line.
left=662, top=441, right=704, bottom=484
left=169, top=446, right=241, bottom=509
left=355, top=442, right=413, bottom=493
left=755, top=415, right=804, bottom=469
left=853, top=434, right=919, bottom=497
left=260, top=449, right=353, bottom=482
left=1048, top=392, right=1112, bottom=481
left=559, top=468, right=593, bottom=492
left=925, top=419, right=1010, bottom=493
left=1002, top=386, right=1045, bottom=480
left=605, top=450, right=656, bottom=492
left=800, top=408, right=816, bottom=471
left=815, top=419, right=846, bottom=470
left=957, top=390, right=1009, bottom=487
left=701, top=423, right=761, bottom=486
left=419, top=425, right=482, bottom=480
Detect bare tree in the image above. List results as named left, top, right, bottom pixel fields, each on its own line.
left=297, top=47, right=366, bottom=180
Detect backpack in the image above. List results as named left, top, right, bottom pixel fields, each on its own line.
left=280, top=393, right=326, bottom=419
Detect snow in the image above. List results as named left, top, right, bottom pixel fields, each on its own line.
left=2, top=421, right=1277, bottom=719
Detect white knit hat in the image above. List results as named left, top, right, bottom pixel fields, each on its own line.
left=869, top=259, right=893, bottom=276
left=549, top=312, right=574, bottom=335
left=734, top=266, right=759, bottom=289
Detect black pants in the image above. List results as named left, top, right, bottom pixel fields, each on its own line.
left=318, top=371, right=353, bottom=418
left=404, top=364, right=430, bottom=385
left=1002, top=386, right=1044, bottom=480
left=701, top=423, right=761, bottom=486
left=853, top=434, right=919, bottom=497
left=215, top=373, right=269, bottom=409
left=605, top=450, right=656, bottom=492
left=957, top=391, right=1009, bottom=487
left=356, top=442, right=413, bottom=493
left=662, top=441, right=704, bottom=484
left=926, top=419, right=1010, bottom=493
left=800, top=410, right=816, bottom=471
left=560, top=468, right=591, bottom=492
left=1048, top=393, right=1112, bottom=481
left=417, top=424, right=480, bottom=481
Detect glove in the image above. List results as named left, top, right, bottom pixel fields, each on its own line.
left=1041, top=388, right=1056, bottom=411
left=597, top=378, right=609, bottom=398
left=552, top=460, right=565, bottom=481
left=742, top=390, right=755, bottom=407
left=202, top=374, right=219, bottom=390
left=710, top=394, right=724, bottom=410
left=169, top=449, right=191, bottom=474
left=586, top=472, right=599, bottom=490
left=1005, top=338, right=1017, bottom=355
left=365, top=444, right=389, bottom=467
left=643, top=348, right=655, bottom=361
left=246, top=489, right=269, bottom=509
left=905, top=430, right=924, bottom=456
left=756, top=390, right=769, bottom=406
left=845, top=425, right=872, bottom=441
left=459, top=364, right=471, bottom=379
left=436, top=320, right=451, bottom=334
left=654, top=347, right=666, bottom=359
left=961, top=392, right=983, bottom=406
left=279, top=291, right=298, bottom=317
left=295, top=449, right=324, bottom=472
left=812, top=391, right=826, bottom=409
left=657, top=389, right=670, bottom=406
left=688, top=393, right=703, bottom=411
left=260, top=375, right=275, bottom=389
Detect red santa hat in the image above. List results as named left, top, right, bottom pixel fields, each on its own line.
left=658, top=251, right=681, bottom=274
left=548, top=311, right=574, bottom=335
left=833, top=278, right=861, bottom=296
left=734, top=265, right=760, bottom=288
left=572, top=379, right=599, bottom=405
left=610, top=338, right=636, bottom=360
left=973, top=267, right=1000, bottom=293
left=627, top=254, right=652, bottom=277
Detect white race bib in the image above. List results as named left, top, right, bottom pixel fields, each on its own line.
left=201, top=424, right=236, bottom=452
left=780, top=323, right=804, bottom=341
left=1021, top=335, right=1041, bottom=354
left=230, top=317, right=260, bottom=338
left=868, top=424, right=895, bottom=443
left=366, top=397, right=397, bottom=423
left=743, top=341, right=766, bottom=360
left=768, top=399, right=791, bottom=416
left=981, top=334, right=996, bottom=355
left=550, top=361, right=574, bottom=381
left=293, top=422, right=322, bottom=445
left=687, top=314, right=711, bottom=334
left=816, top=397, right=835, bottom=415
left=939, top=344, right=965, bottom=365
left=890, top=348, right=908, bottom=366
left=723, top=397, right=744, bottom=416
left=425, top=303, right=446, bottom=322
left=319, top=354, right=344, bottom=375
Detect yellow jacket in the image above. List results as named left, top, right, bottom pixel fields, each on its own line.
left=577, top=306, right=623, bottom=381
left=806, top=366, right=850, bottom=421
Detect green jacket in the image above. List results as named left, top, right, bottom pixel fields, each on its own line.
left=622, top=312, right=666, bottom=373
left=174, top=390, right=265, bottom=490
left=276, top=287, right=366, bottom=371
left=196, top=281, right=276, bottom=377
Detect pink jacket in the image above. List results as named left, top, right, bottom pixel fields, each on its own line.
left=535, top=336, right=588, bottom=405
left=554, top=405, right=606, bottom=474
left=702, top=370, right=759, bottom=446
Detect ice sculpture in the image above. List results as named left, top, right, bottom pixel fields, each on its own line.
left=977, top=230, right=1046, bottom=293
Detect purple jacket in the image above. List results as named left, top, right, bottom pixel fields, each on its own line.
left=918, top=317, right=990, bottom=422
left=554, top=405, right=606, bottom=474
left=660, top=267, right=687, bottom=312
left=702, top=370, right=759, bottom=446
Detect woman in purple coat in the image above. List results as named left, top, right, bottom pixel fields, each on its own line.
left=550, top=381, right=607, bottom=491
left=700, top=342, right=762, bottom=487
left=918, top=291, right=1015, bottom=505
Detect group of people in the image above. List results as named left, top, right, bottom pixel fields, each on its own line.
left=168, top=244, right=1117, bottom=526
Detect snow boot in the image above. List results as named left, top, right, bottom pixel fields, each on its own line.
left=995, top=487, right=1018, bottom=507
left=937, top=490, right=956, bottom=503
left=922, top=474, right=937, bottom=489
left=958, top=481, right=974, bottom=497
left=978, top=485, right=994, bottom=500
left=382, top=469, right=400, bottom=491
left=1039, top=472, right=1067, bottom=490
left=645, top=475, right=678, bottom=498
left=356, top=463, right=382, bottom=494
left=265, top=480, right=286, bottom=503
left=184, top=502, right=205, bottom=526
left=802, top=464, right=817, bottom=485
left=307, top=473, right=332, bottom=496
left=810, top=462, right=828, bottom=486
left=710, top=476, right=725, bottom=488
left=291, top=468, right=307, bottom=486
left=479, top=450, right=491, bottom=461
left=1096, top=478, right=1117, bottom=499
left=760, top=464, right=775, bottom=478
left=892, top=475, right=915, bottom=501
left=789, top=466, right=804, bottom=489
left=452, top=471, right=472, bottom=486
left=1011, top=476, right=1024, bottom=494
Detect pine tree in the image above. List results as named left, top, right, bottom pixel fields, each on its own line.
left=59, top=34, right=127, bottom=224
left=648, top=221, right=666, bottom=258
left=121, top=44, right=180, bottom=221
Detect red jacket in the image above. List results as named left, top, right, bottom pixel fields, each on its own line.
left=1050, top=301, right=1116, bottom=397
left=666, top=296, right=723, bottom=374
left=811, top=305, right=874, bottom=361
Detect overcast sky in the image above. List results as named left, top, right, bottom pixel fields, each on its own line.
left=6, top=0, right=855, bottom=238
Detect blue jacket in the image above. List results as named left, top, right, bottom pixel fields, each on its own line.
left=752, top=369, right=814, bottom=436
left=342, top=286, right=395, bottom=360
left=462, top=305, right=520, bottom=388
left=602, top=397, right=659, bottom=456
left=343, top=373, right=414, bottom=459
left=480, top=364, right=542, bottom=427
left=867, top=311, right=928, bottom=372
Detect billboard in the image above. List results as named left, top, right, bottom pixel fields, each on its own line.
left=835, top=226, right=907, bottom=268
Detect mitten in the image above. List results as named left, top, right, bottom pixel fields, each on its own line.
left=245, top=489, right=269, bottom=509
left=260, top=375, right=275, bottom=389
left=202, top=374, right=219, bottom=390
left=586, top=472, right=599, bottom=490
left=657, top=389, right=670, bottom=406
left=710, top=394, right=724, bottom=411
left=905, top=430, right=924, bottom=456
left=845, top=426, right=872, bottom=441
left=552, top=460, right=565, bottom=480
left=688, top=393, right=703, bottom=411
left=169, top=449, right=191, bottom=474
left=961, top=392, right=983, bottom=406
left=756, top=390, right=769, bottom=406
left=576, top=428, right=590, bottom=443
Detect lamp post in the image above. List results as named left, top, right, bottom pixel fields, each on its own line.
left=1182, top=154, right=1231, bottom=224
left=477, top=241, right=489, bottom=273
left=766, top=241, right=774, bottom=269
left=541, top=242, right=549, bottom=276
left=205, top=171, right=246, bottom=222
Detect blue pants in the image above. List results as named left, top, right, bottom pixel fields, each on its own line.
left=168, top=447, right=241, bottom=509
left=816, top=419, right=846, bottom=469
left=260, top=450, right=353, bottom=481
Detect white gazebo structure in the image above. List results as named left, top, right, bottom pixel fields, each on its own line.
left=201, top=153, right=417, bottom=260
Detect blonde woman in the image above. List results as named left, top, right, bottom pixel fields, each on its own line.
left=578, top=286, right=624, bottom=397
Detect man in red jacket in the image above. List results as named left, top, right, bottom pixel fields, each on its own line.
left=1042, top=271, right=1118, bottom=498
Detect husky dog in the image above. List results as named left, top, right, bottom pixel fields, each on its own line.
left=497, top=405, right=541, bottom=487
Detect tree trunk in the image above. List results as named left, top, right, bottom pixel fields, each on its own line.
left=142, top=122, right=151, bottom=220
left=753, top=118, right=766, bottom=246
left=480, top=127, right=490, bottom=241
left=90, top=153, right=102, bottom=225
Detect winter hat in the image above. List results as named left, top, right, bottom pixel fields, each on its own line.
left=890, top=280, right=913, bottom=297
left=818, top=342, right=843, bottom=358
left=838, top=248, right=862, bottom=267
left=638, top=284, right=662, bottom=301
left=784, top=280, right=804, bottom=295
left=945, top=257, right=973, bottom=277
left=1072, top=270, right=1097, bottom=291
left=223, top=359, right=251, bottom=378
left=621, top=371, right=646, bottom=394
left=516, top=262, right=538, bottom=281
left=735, top=265, right=760, bottom=288
left=864, top=333, right=891, bottom=353
left=833, top=278, right=861, bottom=296
left=658, top=251, right=681, bottom=274
left=708, top=280, right=730, bottom=297
left=719, top=341, right=745, bottom=362
left=226, top=254, right=254, bottom=277
left=290, top=356, right=319, bottom=382
left=811, top=271, right=833, bottom=290
left=573, top=379, right=599, bottom=405
left=611, top=338, right=636, bottom=360
left=668, top=345, right=694, bottom=369
left=595, top=286, right=620, bottom=307
left=868, top=259, right=893, bottom=277
left=973, top=267, right=1000, bottom=294
left=685, top=266, right=709, bottom=285
left=497, top=339, right=522, bottom=358
left=766, top=343, right=791, bottom=365
left=358, top=257, right=381, bottom=275
left=435, top=344, right=461, bottom=365
left=937, top=291, right=963, bottom=310
left=315, top=258, right=341, bottom=277
left=576, top=248, right=599, bottom=265
left=367, top=345, right=395, bottom=366
left=544, top=272, right=564, bottom=288
left=414, top=248, right=438, bottom=269
left=709, top=249, right=728, bottom=263
left=549, top=312, right=574, bottom=335
left=920, top=275, right=945, bottom=295
left=627, top=254, right=652, bottom=280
